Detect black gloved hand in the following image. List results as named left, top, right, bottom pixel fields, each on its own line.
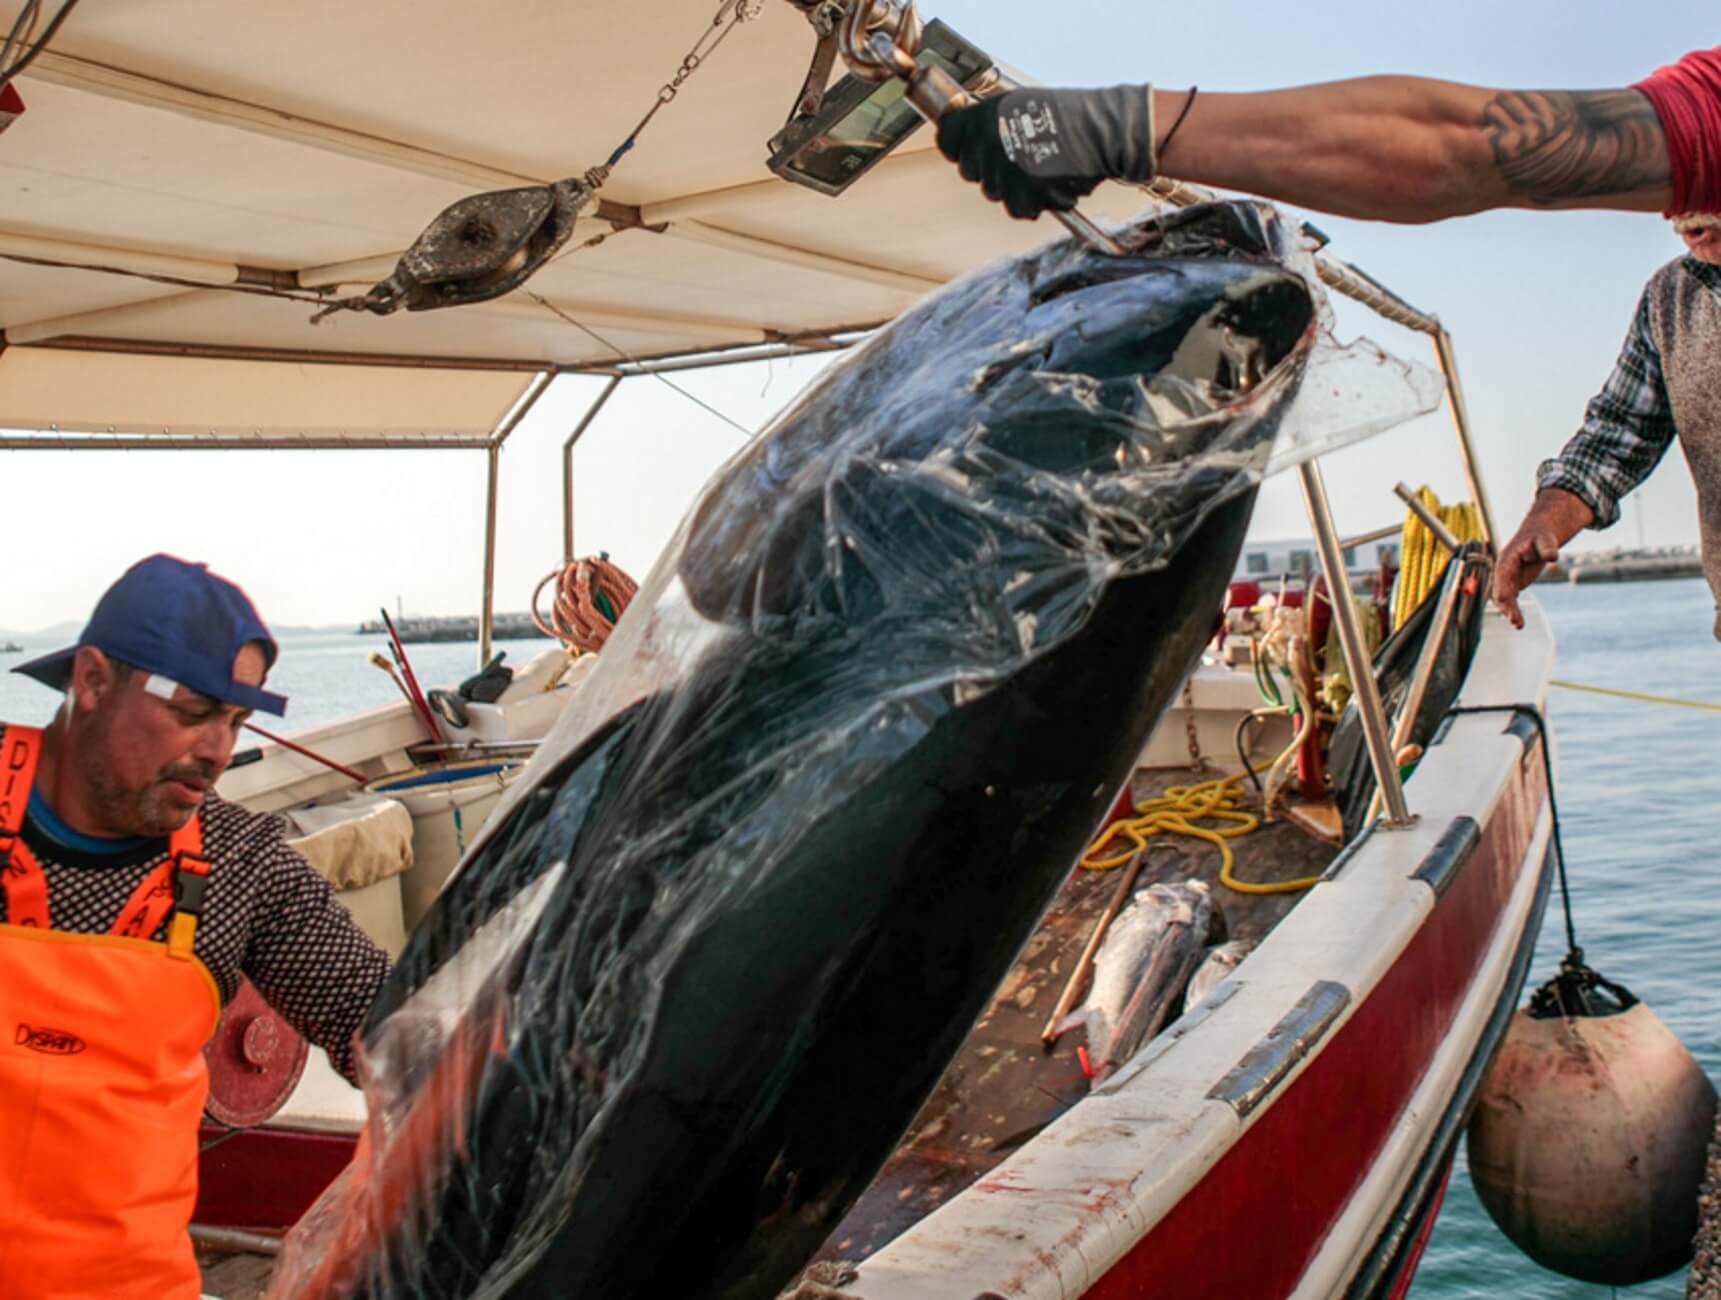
left=936, top=85, right=1156, bottom=220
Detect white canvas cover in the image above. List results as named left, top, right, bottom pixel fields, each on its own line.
left=0, top=0, right=1153, bottom=439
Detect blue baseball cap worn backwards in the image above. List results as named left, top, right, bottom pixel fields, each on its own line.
left=14, top=554, right=288, bottom=716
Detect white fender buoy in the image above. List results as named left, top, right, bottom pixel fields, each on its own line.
left=1467, top=998, right=1717, bottom=1285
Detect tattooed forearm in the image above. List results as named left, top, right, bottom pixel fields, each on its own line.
left=1481, top=89, right=1669, bottom=204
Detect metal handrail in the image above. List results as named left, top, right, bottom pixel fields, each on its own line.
left=1433, top=327, right=1497, bottom=548
left=1338, top=521, right=1403, bottom=552
left=1299, top=461, right=1414, bottom=828
left=1367, top=555, right=1471, bottom=825
left=1394, top=482, right=1464, bottom=554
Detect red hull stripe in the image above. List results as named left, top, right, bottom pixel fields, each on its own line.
left=1347, top=833, right=1554, bottom=1299
left=1089, top=747, right=1546, bottom=1298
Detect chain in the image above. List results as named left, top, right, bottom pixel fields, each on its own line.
left=1182, top=677, right=1207, bottom=770
left=588, top=0, right=764, bottom=188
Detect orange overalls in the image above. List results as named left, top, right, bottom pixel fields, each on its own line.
left=0, top=725, right=220, bottom=1300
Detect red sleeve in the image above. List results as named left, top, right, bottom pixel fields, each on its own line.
left=1634, top=46, right=1721, bottom=215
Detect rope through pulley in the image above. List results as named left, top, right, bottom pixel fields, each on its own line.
left=532, top=554, right=639, bottom=655
left=313, top=0, right=761, bottom=319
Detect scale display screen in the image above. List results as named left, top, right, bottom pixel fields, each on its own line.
left=768, top=21, right=992, bottom=196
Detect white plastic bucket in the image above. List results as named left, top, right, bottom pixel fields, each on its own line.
left=367, top=760, right=525, bottom=931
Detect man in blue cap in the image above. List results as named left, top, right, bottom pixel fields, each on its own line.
left=0, top=554, right=390, bottom=1300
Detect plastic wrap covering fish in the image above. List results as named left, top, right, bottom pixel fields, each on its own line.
left=270, top=200, right=1440, bottom=1300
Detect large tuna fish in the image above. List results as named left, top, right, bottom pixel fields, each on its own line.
left=274, top=200, right=1412, bottom=1300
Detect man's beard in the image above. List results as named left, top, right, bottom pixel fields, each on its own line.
left=79, top=712, right=213, bottom=836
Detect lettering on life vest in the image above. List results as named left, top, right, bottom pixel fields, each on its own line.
left=14, top=1023, right=86, bottom=1056
left=0, top=731, right=29, bottom=832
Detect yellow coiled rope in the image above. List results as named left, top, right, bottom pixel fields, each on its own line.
left=1080, top=775, right=1320, bottom=895
left=1392, top=487, right=1484, bottom=631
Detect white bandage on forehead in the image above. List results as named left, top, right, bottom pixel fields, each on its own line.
left=143, top=673, right=182, bottom=700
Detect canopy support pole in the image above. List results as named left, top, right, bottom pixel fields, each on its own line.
left=479, top=372, right=554, bottom=669
left=563, top=376, right=624, bottom=564
left=1298, top=458, right=1414, bottom=829
left=1433, top=328, right=1497, bottom=551
left=481, top=442, right=501, bottom=669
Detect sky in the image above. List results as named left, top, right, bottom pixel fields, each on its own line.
left=2, top=0, right=1715, bottom=634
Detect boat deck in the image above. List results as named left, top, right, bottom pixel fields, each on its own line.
left=196, top=764, right=1336, bottom=1299
left=807, top=763, right=1338, bottom=1273
left=200, top=1248, right=274, bottom=1299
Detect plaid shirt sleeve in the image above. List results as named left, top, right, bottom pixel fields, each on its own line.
left=1536, top=292, right=1678, bottom=529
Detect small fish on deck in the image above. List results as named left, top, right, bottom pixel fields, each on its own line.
left=1186, top=938, right=1255, bottom=1011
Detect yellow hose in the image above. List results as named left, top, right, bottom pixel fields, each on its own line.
left=1392, top=487, right=1483, bottom=630
left=1081, top=775, right=1320, bottom=895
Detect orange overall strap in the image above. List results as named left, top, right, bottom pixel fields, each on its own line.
left=0, top=726, right=210, bottom=945
left=112, top=816, right=209, bottom=957
left=0, top=726, right=48, bottom=929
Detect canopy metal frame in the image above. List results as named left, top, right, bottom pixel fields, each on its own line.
left=0, top=325, right=870, bottom=669
left=0, top=346, right=558, bottom=667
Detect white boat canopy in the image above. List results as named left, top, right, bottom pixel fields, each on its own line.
left=0, top=0, right=1494, bottom=739
left=0, top=0, right=1184, bottom=446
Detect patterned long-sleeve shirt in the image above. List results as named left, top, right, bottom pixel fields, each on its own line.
left=1537, top=257, right=1721, bottom=527
left=0, top=727, right=389, bottom=1083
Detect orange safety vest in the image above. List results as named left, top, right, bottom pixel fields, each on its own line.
left=0, top=725, right=221, bottom=1300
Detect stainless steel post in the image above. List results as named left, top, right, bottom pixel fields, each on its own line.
left=1337, top=521, right=1403, bottom=552
left=1393, top=482, right=1464, bottom=554
left=563, top=375, right=623, bottom=563
left=1297, top=459, right=1414, bottom=828
left=1366, top=558, right=1467, bottom=824
left=481, top=442, right=500, bottom=669
left=189, top=1223, right=282, bottom=1255
left=1434, top=329, right=1497, bottom=551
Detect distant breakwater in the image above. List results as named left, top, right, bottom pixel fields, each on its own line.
left=1535, top=545, right=1703, bottom=586
left=356, top=613, right=542, bottom=643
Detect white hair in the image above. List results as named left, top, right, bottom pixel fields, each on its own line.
left=1672, top=212, right=1721, bottom=234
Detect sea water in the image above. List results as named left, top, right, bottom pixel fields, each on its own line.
left=0, top=581, right=1715, bottom=1297
left=1417, top=576, right=1721, bottom=1300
